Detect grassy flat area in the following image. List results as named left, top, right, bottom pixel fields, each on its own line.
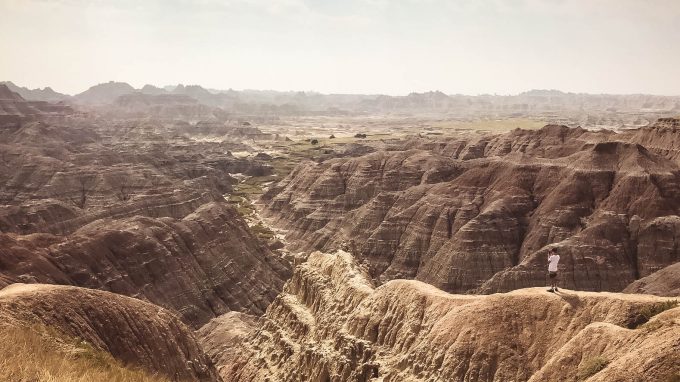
left=432, top=118, right=545, bottom=133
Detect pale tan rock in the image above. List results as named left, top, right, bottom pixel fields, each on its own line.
left=223, top=250, right=679, bottom=382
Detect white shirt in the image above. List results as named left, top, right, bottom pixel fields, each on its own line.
left=548, top=254, right=560, bottom=272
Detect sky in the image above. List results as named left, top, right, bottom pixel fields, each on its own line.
left=1, top=0, right=680, bottom=96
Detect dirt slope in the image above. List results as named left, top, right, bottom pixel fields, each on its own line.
left=0, top=283, right=222, bottom=381
left=624, top=262, right=680, bottom=297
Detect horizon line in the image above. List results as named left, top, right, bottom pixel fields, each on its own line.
left=3, top=80, right=680, bottom=99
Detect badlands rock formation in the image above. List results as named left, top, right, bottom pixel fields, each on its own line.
left=110, top=92, right=218, bottom=120
left=0, top=201, right=290, bottom=327
left=74, top=81, right=137, bottom=104
left=0, top=84, right=72, bottom=126
left=221, top=251, right=680, bottom=382
left=0, top=283, right=221, bottom=381
left=197, top=312, right=259, bottom=377
left=624, top=262, right=680, bottom=297
left=12, top=79, right=677, bottom=129
left=0, top=119, right=271, bottom=235
left=0, top=114, right=289, bottom=328
left=1, top=81, right=71, bottom=102
left=262, top=122, right=680, bottom=294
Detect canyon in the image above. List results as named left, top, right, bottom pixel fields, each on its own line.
left=262, top=121, right=680, bottom=296
left=0, top=81, right=678, bottom=381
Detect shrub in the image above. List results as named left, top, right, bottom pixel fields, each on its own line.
left=577, top=356, right=609, bottom=381
left=310, top=139, right=319, bottom=145
left=640, top=300, right=678, bottom=320
left=354, top=133, right=367, bottom=138
left=629, top=300, right=679, bottom=328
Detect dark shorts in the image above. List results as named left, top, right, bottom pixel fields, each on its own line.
left=549, top=271, right=558, bottom=279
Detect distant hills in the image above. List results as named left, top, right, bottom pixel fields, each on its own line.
left=1, top=81, right=71, bottom=102
left=73, top=81, right=135, bottom=104
left=0, top=84, right=73, bottom=125
left=3, top=80, right=680, bottom=122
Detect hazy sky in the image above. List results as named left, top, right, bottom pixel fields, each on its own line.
left=1, top=0, right=679, bottom=95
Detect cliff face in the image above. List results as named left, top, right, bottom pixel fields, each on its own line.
left=262, top=123, right=680, bottom=293
left=0, top=201, right=291, bottom=328
left=221, top=251, right=680, bottom=382
left=0, top=283, right=221, bottom=382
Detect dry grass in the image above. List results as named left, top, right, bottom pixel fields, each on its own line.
left=577, top=356, right=609, bottom=381
left=0, top=325, right=168, bottom=382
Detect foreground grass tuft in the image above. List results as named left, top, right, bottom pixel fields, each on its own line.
left=0, top=325, right=167, bottom=382
left=577, top=356, right=609, bottom=381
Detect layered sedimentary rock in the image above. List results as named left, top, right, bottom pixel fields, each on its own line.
left=624, top=262, right=680, bottom=297
left=0, top=201, right=291, bottom=327
left=0, top=120, right=271, bottom=235
left=223, top=251, right=680, bottom=382
left=197, top=312, right=258, bottom=378
left=0, top=84, right=72, bottom=126
left=0, top=283, right=221, bottom=382
left=0, top=114, right=290, bottom=332
left=263, top=122, right=680, bottom=293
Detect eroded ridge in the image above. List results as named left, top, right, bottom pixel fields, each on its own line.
left=220, top=250, right=680, bottom=382
left=262, top=122, right=680, bottom=294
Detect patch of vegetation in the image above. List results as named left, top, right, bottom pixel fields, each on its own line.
left=577, top=356, right=609, bottom=381
left=233, top=181, right=264, bottom=197
left=432, top=118, right=545, bottom=133
left=640, top=300, right=679, bottom=320
left=250, top=222, right=276, bottom=242
left=227, top=195, right=256, bottom=217
left=0, top=324, right=167, bottom=382
left=354, top=133, right=367, bottom=138
left=629, top=300, right=679, bottom=328
left=665, top=373, right=680, bottom=382
left=641, top=319, right=664, bottom=332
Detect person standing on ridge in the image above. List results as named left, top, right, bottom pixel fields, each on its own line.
left=547, top=248, right=560, bottom=292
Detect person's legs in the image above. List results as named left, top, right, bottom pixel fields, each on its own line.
left=548, top=272, right=557, bottom=291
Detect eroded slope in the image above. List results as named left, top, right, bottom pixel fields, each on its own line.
left=262, top=122, right=680, bottom=293
left=0, top=283, right=221, bottom=381
left=0, top=201, right=290, bottom=327
left=222, top=251, right=680, bottom=382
